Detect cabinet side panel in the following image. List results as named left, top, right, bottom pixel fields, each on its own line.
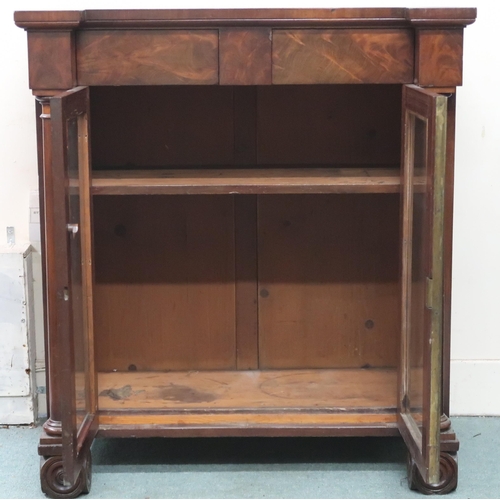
left=258, top=194, right=400, bottom=369
left=93, top=195, right=236, bottom=371
left=442, top=94, right=456, bottom=417
left=27, top=31, right=76, bottom=90
left=415, top=29, right=463, bottom=87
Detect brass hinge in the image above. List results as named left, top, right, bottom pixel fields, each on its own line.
left=402, top=394, right=410, bottom=411
left=426, top=277, right=434, bottom=310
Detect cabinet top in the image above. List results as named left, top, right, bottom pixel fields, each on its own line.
left=15, top=8, right=476, bottom=30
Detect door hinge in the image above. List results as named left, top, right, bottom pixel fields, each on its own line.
left=426, top=277, right=433, bottom=310
left=402, top=394, right=410, bottom=410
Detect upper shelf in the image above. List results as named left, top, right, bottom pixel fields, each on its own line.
left=91, top=167, right=404, bottom=195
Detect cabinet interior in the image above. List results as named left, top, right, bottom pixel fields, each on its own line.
left=90, top=84, right=402, bottom=415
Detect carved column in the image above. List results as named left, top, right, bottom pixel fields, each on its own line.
left=440, top=414, right=452, bottom=431
left=36, top=97, right=62, bottom=437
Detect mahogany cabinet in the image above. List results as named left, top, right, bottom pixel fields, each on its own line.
left=15, top=8, right=476, bottom=497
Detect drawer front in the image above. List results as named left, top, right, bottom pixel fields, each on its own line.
left=273, top=29, right=414, bottom=84
left=77, top=30, right=219, bottom=85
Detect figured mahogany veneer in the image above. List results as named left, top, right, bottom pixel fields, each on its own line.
left=77, top=30, right=219, bottom=86
left=415, top=29, right=464, bottom=86
left=27, top=32, right=76, bottom=90
left=273, top=29, right=413, bottom=84
left=15, top=8, right=476, bottom=89
left=219, top=28, right=272, bottom=85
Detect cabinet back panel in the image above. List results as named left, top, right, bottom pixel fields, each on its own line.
left=93, top=195, right=236, bottom=371
left=90, top=85, right=401, bottom=170
left=90, top=86, right=235, bottom=169
left=257, top=85, right=401, bottom=165
left=258, top=194, right=400, bottom=369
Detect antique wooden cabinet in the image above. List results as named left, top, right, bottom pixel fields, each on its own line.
left=15, top=8, right=476, bottom=497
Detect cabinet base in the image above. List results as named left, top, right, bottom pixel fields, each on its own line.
left=407, top=452, right=458, bottom=495
left=40, top=453, right=91, bottom=499
left=97, top=420, right=400, bottom=438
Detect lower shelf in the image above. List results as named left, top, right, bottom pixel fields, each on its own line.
left=98, top=368, right=397, bottom=411
left=97, top=369, right=398, bottom=436
left=97, top=413, right=399, bottom=438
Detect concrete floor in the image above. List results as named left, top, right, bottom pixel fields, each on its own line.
left=0, top=417, right=499, bottom=498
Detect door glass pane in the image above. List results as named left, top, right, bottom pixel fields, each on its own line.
left=405, top=114, right=428, bottom=445
left=67, top=116, right=90, bottom=431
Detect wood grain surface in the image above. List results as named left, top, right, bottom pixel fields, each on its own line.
left=91, top=168, right=403, bottom=195
left=233, top=87, right=258, bottom=165
left=256, top=85, right=402, bottom=166
left=90, top=86, right=234, bottom=168
left=415, top=29, right=463, bottom=87
left=77, top=30, right=218, bottom=85
left=235, top=196, right=259, bottom=370
left=258, top=194, right=401, bottom=369
left=14, top=8, right=477, bottom=30
left=92, top=195, right=236, bottom=372
left=37, top=100, right=63, bottom=435
left=97, top=368, right=398, bottom=410
left=219, top=28, right=272, bottom=85
left=273, top=29, right=413, bottom=84
left=27, top=31, right=76, bottom=90
left=90, top=85, right=402, bottom=170
left=98, top=412, right=398, bottom=428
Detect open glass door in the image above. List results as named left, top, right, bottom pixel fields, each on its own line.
left=399, top=85, right=447, bottom=486
left=51, top=86, right=96, bottom=486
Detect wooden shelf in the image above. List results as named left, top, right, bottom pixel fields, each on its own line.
left=91, top=167, right=402, bottom=195
left=97, top=412, right=399, bottom=436
left=97, top=368, right=398, bottom=434
left=98, top=368, right=398, bottom=412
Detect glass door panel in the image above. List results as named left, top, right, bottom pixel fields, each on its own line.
left=50, top=87, right=95, bottom=484
left=407, top=114, right=428, bottom=442
left=399, top=85, right=447, bottom=486
left=67, top=116, right=90, bottom=430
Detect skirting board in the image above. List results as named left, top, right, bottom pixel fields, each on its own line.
left=0, top=244, right=37, bottom=425
left=0, top=396, right=36, bottom=425
left=450, top=360, right=500, bottom=416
